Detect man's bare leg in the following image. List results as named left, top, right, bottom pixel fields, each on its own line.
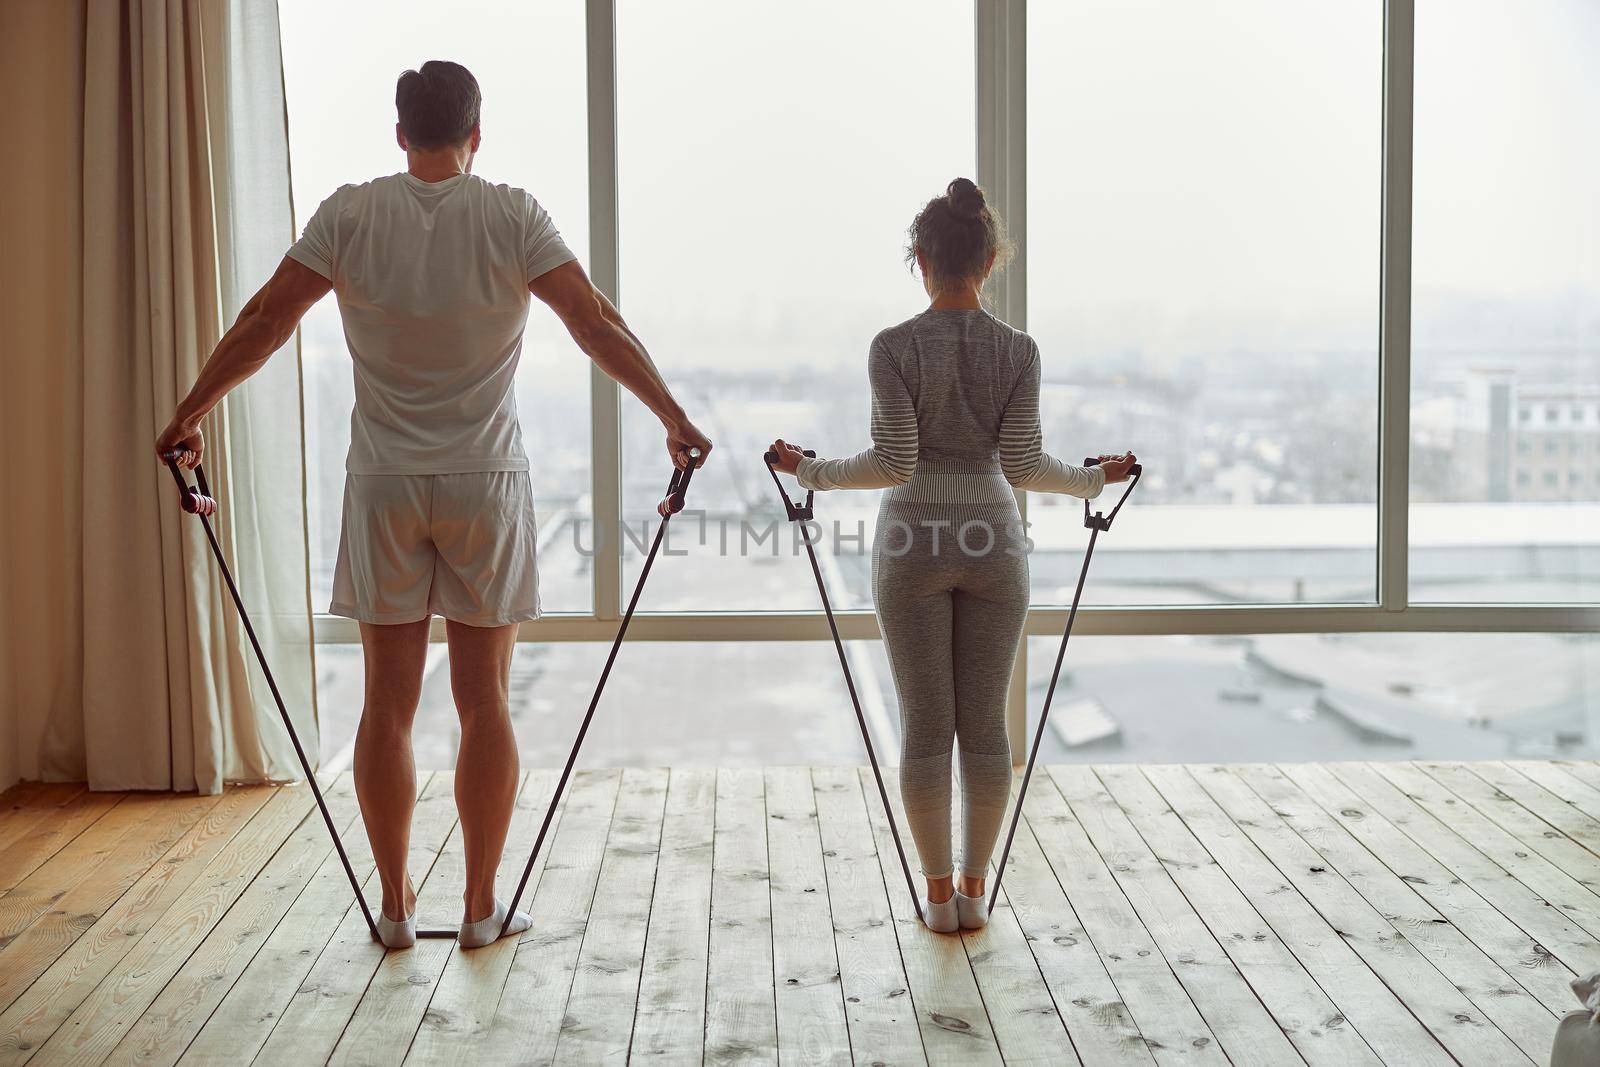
left=355, top=618, right=431, bottom=922
left=444, top=618, right=520, bottom=923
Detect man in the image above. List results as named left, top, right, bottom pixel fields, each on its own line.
left=155, top=60, right=711, bottom=948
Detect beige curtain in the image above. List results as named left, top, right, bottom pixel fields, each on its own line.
left=31, top=0, right=314, bottom=794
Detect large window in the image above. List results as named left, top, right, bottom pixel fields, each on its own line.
left=280, top=1, right=1598, bottom=768
left=1027, top=1, right=1383, bottom=606
left=1408, top=0, right=1599, bottom=603
left=615, top=0, right=974, bottom=611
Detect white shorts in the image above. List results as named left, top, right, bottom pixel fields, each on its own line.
left=330, top=471, right=541, bottom=627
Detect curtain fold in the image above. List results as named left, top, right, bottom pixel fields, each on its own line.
left=47, top=0, right=313, bottom=794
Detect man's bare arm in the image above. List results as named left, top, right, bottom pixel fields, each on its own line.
left=530, top=260, right=711, bottom=468
left=155, top=255, right=332, bottom=464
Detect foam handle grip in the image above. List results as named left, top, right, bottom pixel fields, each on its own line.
left=661, top=447, right=703, bottom=515
left=1084, top=456, right=1143, bottom=478
left=163, top=449, right=218, bottom=516
left=763, top=448, right=817, bottom=466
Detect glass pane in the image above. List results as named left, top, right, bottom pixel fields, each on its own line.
left=314, top=640, right=889, bottom=767
left=1026, top=633, right=1600, bottom=762
left=615, top=0, right=974, bottom=611
left=1409, top=0, right=1599, bottom=603
left=1027, top=2, right=1382, bottom=606
left=281, top=0, right=592, bottom=612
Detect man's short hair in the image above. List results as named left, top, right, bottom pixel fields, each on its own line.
left=395, top=60, right=481, bottom=150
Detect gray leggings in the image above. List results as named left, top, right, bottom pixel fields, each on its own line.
left=873, top=503, right=1027, bottom=881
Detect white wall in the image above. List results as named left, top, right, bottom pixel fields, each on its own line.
left=0, top=0, right=86, bottom=789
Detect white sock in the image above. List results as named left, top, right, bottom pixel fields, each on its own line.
left=922, top=895, right=960, bottom=934
left=459, top=899, right=532, bottom=949
left=956, top=889, right=989, bottom=930
left=375, top=909, right=416, bottom=949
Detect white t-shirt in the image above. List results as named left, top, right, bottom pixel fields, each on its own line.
left=288, top=172, right=575, bottom=474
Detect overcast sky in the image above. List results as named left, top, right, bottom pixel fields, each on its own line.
left=280, top=0, right=1598, bottom=369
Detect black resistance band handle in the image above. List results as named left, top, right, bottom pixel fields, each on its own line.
left=1082, top=456, right=1143, bottom=532
left=762, top=448, right=817, bottom=522
left=660, top=446, right=703, bottom=515
left=163, top=449, right=218, bottom=516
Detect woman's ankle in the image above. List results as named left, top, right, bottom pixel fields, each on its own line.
left=926, top=875, right=955, bottom=905
left=382, top=879, right=417, bottom=921
left=957, top=874, right=985, bottom=898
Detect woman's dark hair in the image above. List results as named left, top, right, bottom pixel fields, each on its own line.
left=906, top=178, right=1013, bottom=290
left=395, top=61, right=482, bottom=150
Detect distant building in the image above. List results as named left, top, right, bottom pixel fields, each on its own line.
left=1468, top=371, right=1600, bottom=502
left=1512, top=381, right=1600, bottom=502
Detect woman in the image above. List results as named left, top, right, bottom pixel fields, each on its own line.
left=768, top=178, right=1134, bottom=933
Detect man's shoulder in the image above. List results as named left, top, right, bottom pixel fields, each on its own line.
left=461, top=174, right=542, bottom=212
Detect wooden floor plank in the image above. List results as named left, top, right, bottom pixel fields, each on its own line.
left=0, top=794, right=186, bottom=957
left=810, top=767, right=926, bottom=1066
left=1549, top=760, right=1600, bottom=795
left=1472, top=762, right=1600, bottom=860
left=765, top=767, right=851, bottom=1066
left=1308, top=763, right=1600, bottom=985
left=1239, top=763, right=1565, bottom=1055
left=0, top=784, right=90, bottom=857
left=961, top=838, right=1080, bottom=1065
left=1140, top=765, right=1453, bottom=1067
left=479, top=769, right=622, bottom=1066
left=863, top=768, right=1003, bottom=1066
left=1091, top=765, right=1374, bottom=1067
left=26, top=785, right=307, bottom=1067
left=1025, top=769, right=1226, bottom=1066
left=1187, top=765, right=1534, bottom=1066
left=1368, top=762, right=1600, bottom=941
left=1049, top=766, right=1300, bottom=1067
left=1418, top=762, right=1600, bottom=892
left=3, top=762, right=1589, bottom=1065
left=0, top=786, right=273, bottom=1067
left=252, top=773, right=454, bottom=1067
left=0, top=790, right=125, bottom=895
left=552, top=767, right=670, bottom=1065
left=106, top=776, right=365, bottom=1067
left=630, top=768, right=716, bottom=1063
left=401, top=770, right=557, bottom=1066
left=182, top=774, right=422, bottom=1066
left=1504, top=761, right=1600, bottom=828
left=704, top=767, right=778, bottom=1067
left=998, top=803, right=1151, bottom=1065
left=0, top=793, right=220, bottom=1012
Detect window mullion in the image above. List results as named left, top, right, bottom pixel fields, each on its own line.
left=978, top=0, right=1030, bottom=756
left=1378, top=0, right=1414, bottom=612
left=588, top=0, right=623, bottom=621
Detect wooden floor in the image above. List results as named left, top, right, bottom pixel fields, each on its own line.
left=0, top=762, right=1596, bottom=1065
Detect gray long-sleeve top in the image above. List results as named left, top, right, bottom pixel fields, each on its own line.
left=796, top=308, right=1104, bottom=501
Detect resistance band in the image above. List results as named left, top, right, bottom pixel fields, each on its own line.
left=165, top=449, right=457, bottom=940
left=988, top=457, right=1142, bottom=913
left=498, top=450, right=700, bottom=936
left=764, top=449, right=925, bottom=923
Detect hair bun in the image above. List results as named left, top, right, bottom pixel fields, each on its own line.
left=947, top=177, right=985, bottom=217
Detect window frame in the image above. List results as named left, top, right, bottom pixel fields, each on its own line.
left=305, top=0, right=1600, bottom=747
